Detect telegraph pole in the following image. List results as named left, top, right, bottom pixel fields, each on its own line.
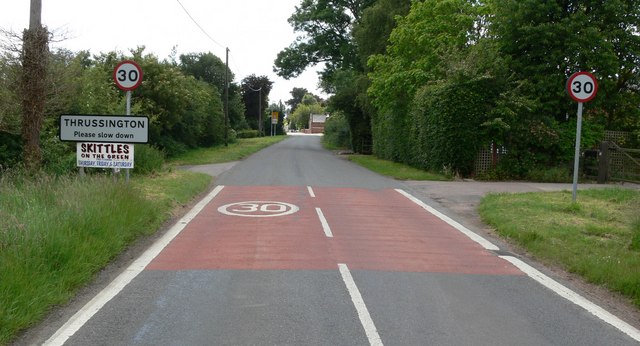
left=224, top=48, right=229, bottom=146
left=22, top=0, right=48, bottom=171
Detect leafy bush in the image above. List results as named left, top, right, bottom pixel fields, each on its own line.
left=410, top=76, right=500, bottom=176
left=524, top=166, right=572, bottom=183
left=236, top=129, right=259, bottom=138
left=0, top=132, right=22, bottom=170
left=227, top=129, right=238, bottom=143
left=323, top=112, right=351, bottom=150
left=133, top=144, right=165, bottom=175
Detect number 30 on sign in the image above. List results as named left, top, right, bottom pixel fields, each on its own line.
left=113, top=60, right=143, bottom=91
left=567, top=71, right=598, bottom=103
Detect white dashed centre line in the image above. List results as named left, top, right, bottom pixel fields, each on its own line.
left=307, top=185, right=316, bottom=198
left=338, top=263, right=384, bottom=346
left=315, top=207, right=333, bottom=238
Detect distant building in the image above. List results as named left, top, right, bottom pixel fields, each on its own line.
left=308, top=114, right=328, bottom=134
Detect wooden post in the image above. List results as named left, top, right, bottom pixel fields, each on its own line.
left=597, top=141, right=610, bottom=184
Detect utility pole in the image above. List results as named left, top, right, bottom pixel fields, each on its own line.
left=21, top=0, right=48, bottom=171
left=224, top=47, right=229, bottom=146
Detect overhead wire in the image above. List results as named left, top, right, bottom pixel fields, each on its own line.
left=175, top=0, right=226, bottom=50
left=175, top=0, right=249, bottom=81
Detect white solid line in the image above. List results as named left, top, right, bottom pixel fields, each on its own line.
left=395, top=189, right=499, bottom=251
left=307, top=186, right=316, bottom=198
left=501, top=256, right=640, bottom=342
left=315, top=207, right=333, bottom=238
left=338, top=263, right=383, bottom=346
left=44, top=185, right=226, bottom=346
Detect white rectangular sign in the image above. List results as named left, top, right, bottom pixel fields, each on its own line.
left=76, top=143, right=134, bottom=169
left=60, top=115, right=149, bottom=143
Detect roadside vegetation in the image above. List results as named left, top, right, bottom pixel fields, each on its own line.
left=479, top=188, right=640, bottom=308
left=347, top=155, right=450, bottom=181
left=275, top=0, right=639, bottom=178
left=168, top=136, right=287, bottom=166
left=0, top=136, right=284, bottom=345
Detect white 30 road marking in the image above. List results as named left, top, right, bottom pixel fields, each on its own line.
left=44, top=185, right=226, bottom=346
left=397, top=188, right=640, bottom=343
left=218, top=201, right=299, bottom=217
left=338, top=263, right=383, bottom=346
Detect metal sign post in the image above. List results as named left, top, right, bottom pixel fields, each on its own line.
left=567, top=72, right=598, bottom=202
left=271, top=111, right=278, bottom=136
left=113, top=60, right=143, bottom=182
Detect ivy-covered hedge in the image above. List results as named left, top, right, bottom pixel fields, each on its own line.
left=409, top=76, right=500, bottom=176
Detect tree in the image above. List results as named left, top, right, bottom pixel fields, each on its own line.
left=179, top=52, right=247, bottom=131
left=352, top=0, right=412, bottom=66
left=241, top=75, right=273, bottom=134
left=286, top=87, right=309, bottom=113
left=274, top=0, right=375, bottom=80
left=491, top=0, right=640, bottom=130
left=368, top=0, right=486, bottom=161
left=289, top=94, right=324, bottom=130
left=267, top=101, right=287, bottom=135
left=179, top=52, right=230, bottom=91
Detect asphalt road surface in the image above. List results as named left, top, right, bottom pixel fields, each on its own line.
left=39, top=135, right=639, bottom=345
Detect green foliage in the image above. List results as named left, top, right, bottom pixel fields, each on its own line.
left=368, top=0, right=487, bottom=165
left=237, top=129, right=259, bottom=138
left=479, top=188, right=640, bottom=307
left=0, top=171, right=210, bottom=344
left=631, top=218, right=640, bottom=251
left=289, top=95, right=325, bottom=130
left=132, top=144, right=165, bottom=175
left=348, top=154, right=450, bottom=181
left=241, top=75, right=273, bottom=132
left=137, top=55, right=225, bottom=156
left=0, top=132, right=21, bottom=169
left=491, top=0, right=640, bottom=130
left=322, top=112, right=351, bottom=149
left=274, top=0, right=375, bottom=79
left=410, top=76, right=500, bottom=175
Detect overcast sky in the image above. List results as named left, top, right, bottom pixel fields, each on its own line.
left=1, top=0, right=326, bottom=104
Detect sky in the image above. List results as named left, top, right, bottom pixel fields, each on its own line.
left=0, top=0, right=326, bottom=104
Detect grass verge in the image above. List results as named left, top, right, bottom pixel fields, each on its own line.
left=479, top=188, right=640, bottom=308
left=168, top=136, right=288, bottom=166
left=0, top=171, right=211, bottom=345
left=347, top=155, right=450, bottom=181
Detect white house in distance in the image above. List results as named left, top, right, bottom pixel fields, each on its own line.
left=307, top=114, right=329, bottom=134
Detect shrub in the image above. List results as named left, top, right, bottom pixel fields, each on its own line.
left=410, top=76, right=500, bottom=176
left=236, top=129, right=259, bottom=138
left=133, top=144, right=165, bottom=175
left=323, top=113, right=351, bottom=150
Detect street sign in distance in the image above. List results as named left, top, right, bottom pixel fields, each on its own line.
left=113, top=60, right=143, bottom=91
left=567, top=71, right=598, bottom=103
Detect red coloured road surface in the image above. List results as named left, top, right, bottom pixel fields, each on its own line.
left=147, top=186, right=522, bottom=276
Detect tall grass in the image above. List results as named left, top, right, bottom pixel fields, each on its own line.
left=479, top=188, right=640, bottom=307
left=347, top=155, right=451, bottom=181
left=0, top=171, right=210, bottom=344
left=168, top=136, right=288, bottom=166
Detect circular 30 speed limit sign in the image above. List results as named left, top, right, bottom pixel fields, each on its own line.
left=567, top=71, right=598, bottom=103
left=113, top=60, right=143, bottom=91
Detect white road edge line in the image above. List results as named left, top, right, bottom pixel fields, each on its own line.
left=44, top=185, right=226, bottom=346
left=501, top=256, right=640, bottom=342
left=395, top=189, right=499, bottom=251
left=315, top=207, right=333, bottom=238
left=338, top=263, right=383, bottom=346
left=307, top=185, right=316, bottom=198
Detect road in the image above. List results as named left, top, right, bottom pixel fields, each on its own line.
left=40, top=135, right=639, bottom=345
